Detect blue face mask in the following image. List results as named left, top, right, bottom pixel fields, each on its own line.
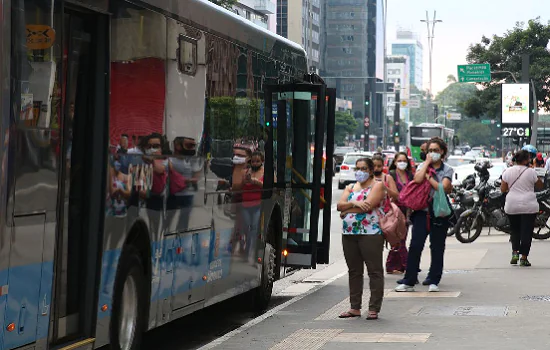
left=114, top=161, right=121, bottom=172
left=355, top=170, right=370, bottom=183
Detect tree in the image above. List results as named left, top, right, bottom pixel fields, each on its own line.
left=457, top=121, right=493, bottom=147
left=208, top=0, right=237, bottom=9
left=447, top=75, right=457, bottom=83
left=334, top=111, right=358, bottom=145
left=464, top=18, right=550, bottom=118
left=435, top=81, right=478, bottom=116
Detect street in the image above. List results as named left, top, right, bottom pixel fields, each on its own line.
left=140, top=177, right=550, bottom=349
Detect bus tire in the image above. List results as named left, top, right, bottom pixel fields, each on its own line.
left=253, top=220, right=277, bottom=312
left=110, top=246, right=147, bottom=350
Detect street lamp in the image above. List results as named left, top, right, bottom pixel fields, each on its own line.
left=420, top=11, right=442, bottom=99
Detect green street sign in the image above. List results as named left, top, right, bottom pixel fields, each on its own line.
left=457, top=64, right=491, bottom=83
left=481, top=119, right=491, bottom=125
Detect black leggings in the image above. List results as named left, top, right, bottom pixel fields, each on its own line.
left=508, top=214, right=536, bottom=256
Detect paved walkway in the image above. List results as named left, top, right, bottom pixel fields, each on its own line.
left=200, top=232, right=550, bottom=350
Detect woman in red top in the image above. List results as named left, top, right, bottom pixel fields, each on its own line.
left=241, top=151, right=265, bottom=264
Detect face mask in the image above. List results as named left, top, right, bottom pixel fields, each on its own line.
left=430, top=152, right=441, bottom=163
left=233, top=156, right=247, bottom=165
left=145, top=148, right=159, bottom=155
left=396, top=162, right=408, bottom=170
left=114, top=161, right=121, bottom=172
left=420, top=152, right=427, bottom=161
left=251, top=165, right=262, bottom=172
left=373, top=170, right=382, bottom=176
left=355, top=171, right=369, bottom=183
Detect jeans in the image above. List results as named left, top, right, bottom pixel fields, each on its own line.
left=242, top=205, right=261, bottom=260
left=508, top=213, right=536, bottom=256
left=342, top=234, right=385, bottom=312
left=403, top=211, right=449, bottom=286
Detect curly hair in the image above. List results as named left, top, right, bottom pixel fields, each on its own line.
left=427, top=137, right=448, bottom=158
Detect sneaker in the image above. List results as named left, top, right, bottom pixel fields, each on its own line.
left=395, top=284, right=415, bottom=292
left=428, top=284, right=440, bottom=292
left=510, top=252, right=519, bottom=265
left=520, top=258, right=531, bottom=267
left=422, top=279, right=434, bottom=286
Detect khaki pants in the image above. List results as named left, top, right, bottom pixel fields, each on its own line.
left=342, top=234, right=385, bottom=312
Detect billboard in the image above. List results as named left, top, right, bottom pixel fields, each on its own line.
left=501, top=83, right=530, bottom=125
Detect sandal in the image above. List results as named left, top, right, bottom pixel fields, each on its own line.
left=338, top=310, right=361, bottom=318
left=366, top=311, right=379, bottom=320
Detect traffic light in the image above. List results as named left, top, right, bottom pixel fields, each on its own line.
left=433, top=104, right=439, bottom=120
left=365, top=99, right=370, bottom=106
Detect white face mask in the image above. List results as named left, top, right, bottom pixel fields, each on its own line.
left=396, top=161, right=408, bottom=170
left=145, top=148, right=159, bottom=155
left=430, top=152, right=441, bottom=163
left=233, top=156, right=247, bottom=165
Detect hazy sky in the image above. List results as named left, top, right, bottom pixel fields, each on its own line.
left=386, top=0, right=548, bottom=94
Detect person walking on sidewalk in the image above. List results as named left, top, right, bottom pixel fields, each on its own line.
left=395, top=137, right=453, bottom=293
left=501, top=150, right=543, bottom=267
left=385, top=152, right=413, bottom=274
left=337, top=157, right=389, bottom=320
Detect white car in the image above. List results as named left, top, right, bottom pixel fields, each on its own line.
left=446, top=156, right=476, bottom=169
left=338, top=152, right=373, bottom=189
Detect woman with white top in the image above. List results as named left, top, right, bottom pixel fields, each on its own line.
left=501, top=149, right=543, bottom=266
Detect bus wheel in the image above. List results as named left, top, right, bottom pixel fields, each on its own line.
left=253, top=242, right=275, bottom=312
left=110, top=246, right=146, bottom=350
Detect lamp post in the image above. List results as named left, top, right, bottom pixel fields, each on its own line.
left=420, top=10, right=442, bottom=99
left=382, top=0, right=388, bottom=148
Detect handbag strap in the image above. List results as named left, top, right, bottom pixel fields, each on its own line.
left=509, top=166, right=529, bottom=190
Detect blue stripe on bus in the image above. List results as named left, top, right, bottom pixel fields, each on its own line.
left=97, top=228, right=235, bottom=320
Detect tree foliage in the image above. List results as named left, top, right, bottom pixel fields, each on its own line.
left=335, top=111, right=358, bottom=145
left=208, top=0, right=237, bottom=10
left=464, top=18, right=550, bottom=118
left=435, top=80, right=478, bottom=116
left=456, top=121, right=494, bottom=147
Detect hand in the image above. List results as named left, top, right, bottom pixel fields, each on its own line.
left=425, top=152, right=433, bottom=164
left=351, top=200, right=371, bottom=211
left=340, top=211, right=348, bottom=219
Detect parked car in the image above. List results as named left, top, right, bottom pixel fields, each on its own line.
left=338, top=152, right=373, bottom=189
left=446, top=155, right=476, bottom=169
left=334, top=146, right=356, bottom=171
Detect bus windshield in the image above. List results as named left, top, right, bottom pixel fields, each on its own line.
left=410, top=127, right=443, bottom=139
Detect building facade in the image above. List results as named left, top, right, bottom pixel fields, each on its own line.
left=276, top=0, right=321, bottom=71
left=233, top=0, right=277, bottom=32
left=391, top=29, right=423, bottom=90
left=385, top=55, right=410, bottom=121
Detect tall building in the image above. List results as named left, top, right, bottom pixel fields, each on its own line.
left=385, top=55, right=410, bottom=121
left=276, top=0, right=321, bottom=71
left=233, top=0, right=276, bottom=32
left=321, top=0, right=384, bottom=129
left=391, top=29, right=423, bottom=90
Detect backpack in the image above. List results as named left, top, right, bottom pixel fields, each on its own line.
left=398, top=167, right=435, bottom=211
left=380, top=202, right=407, bottom=246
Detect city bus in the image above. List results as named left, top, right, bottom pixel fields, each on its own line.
left=409, top=123, right=456, bottom=162
left=0, top=1, right=335, bottom=349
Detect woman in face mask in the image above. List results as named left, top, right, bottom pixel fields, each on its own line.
left=241, top=151, right=265, bottom=263
left=372, top=155, right=399, bottom=202
left=396, top=137, right=453, bottom=293
left=385, top=152, right=413, bottom=274
left=336, top=158, right=389, bottom=320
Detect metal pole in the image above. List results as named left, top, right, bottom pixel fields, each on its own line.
left=531, top=79, right=538, bottom=146
left=393, top=89, right=401, bottom=151
left=421, top=11, right=442, bottom=100
left=382, top=0, right=388, bottom=148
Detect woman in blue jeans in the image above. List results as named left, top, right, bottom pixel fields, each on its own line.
left=395, top=137, right=453, bottom=293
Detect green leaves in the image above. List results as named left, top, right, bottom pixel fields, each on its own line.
left=465, top=18, right=550, bottom=118
left=208, top=0, right=238, bottom=9
left=334, top=111, right=358, bottom=145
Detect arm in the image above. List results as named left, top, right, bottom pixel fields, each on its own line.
left=413, top=155, right=432, bottom=183
left=120, top=174, right=132, bottom=199
left=501, top=180, right=509, bottom=193
left=364, top=182, right=386, bottom=208
left=385, top=175, right=399, bottom=201
left=535, top=178, right=544, bottom=190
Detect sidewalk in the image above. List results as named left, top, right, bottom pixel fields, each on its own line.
left=204, top=233, right=550, bottom=350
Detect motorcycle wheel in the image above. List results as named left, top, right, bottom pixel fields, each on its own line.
left=533, top=211, right=550, bottom=240
left=455, top=214, right=483, bottom=243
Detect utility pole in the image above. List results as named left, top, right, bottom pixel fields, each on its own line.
left=382, top=0, right=388, bottom=148
left=421, top=10, right=442, bottom=100
left=393, top=88, right=401, bottom=151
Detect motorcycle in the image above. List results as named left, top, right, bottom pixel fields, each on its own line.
left=446, top=174, right=477, bottom=237
left=455, top=162, right=550, bottom=243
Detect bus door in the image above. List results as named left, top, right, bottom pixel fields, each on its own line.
left=264, top=82, right=335, bottom=269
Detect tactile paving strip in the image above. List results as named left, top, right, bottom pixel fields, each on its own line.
left=314, top=289, right=392, bottom=320
left=332, top=332, right=431, bottom=343
left=269, top=329, right=343, bottom=350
